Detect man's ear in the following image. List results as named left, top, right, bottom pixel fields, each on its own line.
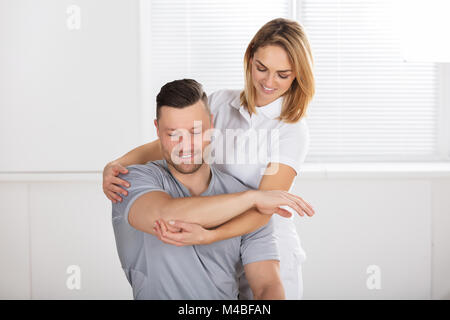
left=154, top=119, right=160, bottom=137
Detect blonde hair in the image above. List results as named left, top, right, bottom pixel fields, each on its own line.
left=240, top=18, right=315, bottom=123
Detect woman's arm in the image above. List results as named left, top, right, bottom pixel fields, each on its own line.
left=154, top=162, right=315, bottom=245
left=111, top=139, right=162, bottom=167
left=103, top=139, right=163, bottom=203
left=211, top=162, right=314, bottom=242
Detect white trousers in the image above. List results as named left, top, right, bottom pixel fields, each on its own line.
left=238, top=215, right=306, bottom=300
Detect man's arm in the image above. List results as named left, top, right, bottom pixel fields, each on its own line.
left=128, top=187, right=304, bottom=236
left=244, top=260, right=285, bottom=300
left=128, top=190, right=255, bottom=236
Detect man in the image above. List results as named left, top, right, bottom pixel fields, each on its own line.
left=112, top=79, right=305, bottom=299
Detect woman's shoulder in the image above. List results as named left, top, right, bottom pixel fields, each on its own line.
left=207, top=89, right=241, bottom=109
left=277, top=116, right=310, bottom=140
left=280, top=116, right=309, bottom=131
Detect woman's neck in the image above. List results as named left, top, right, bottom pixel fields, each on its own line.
left=255, top=95, right=280, bottom=108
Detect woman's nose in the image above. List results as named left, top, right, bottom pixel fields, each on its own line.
left=264, top=73, right=276, bottom=86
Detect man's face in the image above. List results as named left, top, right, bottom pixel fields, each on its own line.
left=155, top=100, right=213, bottom=174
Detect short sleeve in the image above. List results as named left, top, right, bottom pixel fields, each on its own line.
left=240, top=217, right=280, bottom=266
left=207, top=90, right=221, bottom=116
left=111, top=163, right=170, bottom=227
left=268, top=117, right=310, bottom=174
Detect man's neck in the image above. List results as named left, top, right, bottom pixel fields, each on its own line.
left=166, top=162, right=212, bottom=196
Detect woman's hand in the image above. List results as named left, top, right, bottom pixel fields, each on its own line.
left=103, top=161, right=130, bottom=203
left=252, top=190, right=315, bottom=217
left=153, top=219, right=216, bottom=246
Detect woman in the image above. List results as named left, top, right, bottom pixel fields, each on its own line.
left=103, top=18, right=315, bottom=299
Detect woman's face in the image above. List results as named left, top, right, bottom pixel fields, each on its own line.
left=250, top=45, right=296, bottom=107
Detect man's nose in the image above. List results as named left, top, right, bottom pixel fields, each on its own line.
left=179, top=133, right=194, bottom=147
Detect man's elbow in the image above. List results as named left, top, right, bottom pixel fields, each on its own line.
left=253, top=281, right=285, bottom=300
left=128, top=206, right=164, bottom=235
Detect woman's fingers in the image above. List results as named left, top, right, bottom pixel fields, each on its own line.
left=168, top=220, right=194, bottom=232
left=160, top=219, right=181, bottom=233
left=112, top=165, right=128, bottom=176
left=291, top=194, right=315, bottom=215
left=118, top=166, right=129, bottom=174
left=103, top=162, right=130, bottom=201
left=156, top=220, right=185, bottom=243
left=285, top=192, right=314, bottom=216
left=160, top=235, right=185, bottom=247
left=105, top=193, right=116, bottom=203
left=107, top=191, right=122, bottom=203
left=111, top=177, right=130, bottom=189
left=154, top=222, right=184, bottom=246
left=287, top=198, right=304, bottom=217
left=279, top=193, right=303, bottom=216
left=274, top=207, right=292, bottom=218
left=109, top=184, right=128, bottom=197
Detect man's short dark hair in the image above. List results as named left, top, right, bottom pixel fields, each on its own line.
left=156, top=79, right=210, bottom=120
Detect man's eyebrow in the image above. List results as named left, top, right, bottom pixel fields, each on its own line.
left=166, top=127, right=201, bottom=131
left=255, top=59, right=292, bottom=73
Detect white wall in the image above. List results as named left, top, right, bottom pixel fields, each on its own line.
left=0, top=179, right=132, bottom=299
left=295, top=178, right=432, bottom=299
left=0, top=0, right=141, bottom=172
left=1, top=0, right=449, bottom=300
left=0, top=170, right=449, bottom=299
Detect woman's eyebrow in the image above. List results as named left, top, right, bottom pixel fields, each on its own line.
left=255, top=59, right=292, bottom=72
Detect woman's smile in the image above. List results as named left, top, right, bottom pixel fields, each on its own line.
left=260, top=83, right=277, bottom=95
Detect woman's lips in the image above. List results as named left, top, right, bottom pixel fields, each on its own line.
left=261, top=83, right=276, bottom=94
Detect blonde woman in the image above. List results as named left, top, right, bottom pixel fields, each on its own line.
left=103, top=18, right=315, bottom=299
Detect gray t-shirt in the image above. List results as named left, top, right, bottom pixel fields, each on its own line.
left=112, top=159, right=279, bottom=300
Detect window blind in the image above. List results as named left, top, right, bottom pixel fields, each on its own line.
left=300, top=0, right=443, bottom=162
left=141, top=0, right=446, bottom=162
left=144, top=0, right=291, bottom=97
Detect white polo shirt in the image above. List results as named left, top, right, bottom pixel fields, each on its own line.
left=207, top=89, right=309, bottom=289
left=207, top=89, right=310, bottom=194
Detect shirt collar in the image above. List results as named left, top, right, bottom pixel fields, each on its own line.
left=229, top=94, right=283, bottom=120
left=161, top=159, right=215, bottom=196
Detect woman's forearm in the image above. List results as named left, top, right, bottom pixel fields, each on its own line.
left=211, top=162, right=297, bottom=242
left=160, top=190, right=258, bottom=229
left=111, top=140, right=162, bottom=167
left=211, top=208, right=271, bottom=242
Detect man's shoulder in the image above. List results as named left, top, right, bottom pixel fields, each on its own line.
left=119, top=160, right=169, bottom=182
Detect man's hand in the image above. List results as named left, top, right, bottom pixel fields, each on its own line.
left=153, top=219, right=216, bottom=246
left=250, top=190, right=315, bottom=217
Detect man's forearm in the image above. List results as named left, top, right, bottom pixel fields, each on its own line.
left=159, top=190, right=257, bottom=229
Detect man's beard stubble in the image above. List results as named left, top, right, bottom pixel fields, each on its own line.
left=163, top=149, right=205, bottom=175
